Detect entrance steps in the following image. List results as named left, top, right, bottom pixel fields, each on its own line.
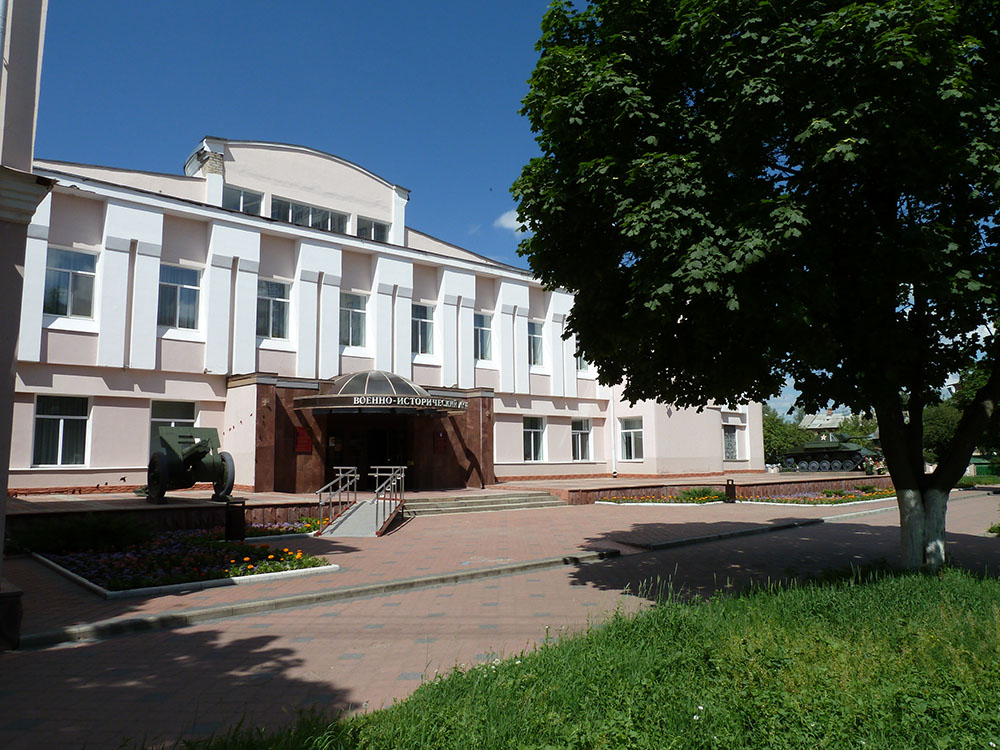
left=401, top=491, right=564, bottom=517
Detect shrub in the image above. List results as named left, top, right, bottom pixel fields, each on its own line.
left=675, top=487, right=726, bottom=503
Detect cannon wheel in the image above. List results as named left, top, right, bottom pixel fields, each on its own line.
left=214, top=451, right=236, bottom=497
left=147, top=451, right=168, bottom=504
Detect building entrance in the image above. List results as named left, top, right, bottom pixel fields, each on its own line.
left=326, top=413, right=412, bottom=490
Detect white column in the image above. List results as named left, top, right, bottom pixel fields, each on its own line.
left=547, top=313, right=565, bottom=397
left=95, top=236, right=130, bottom=368
left=457, top=298, right=475, bottom=388
left=17, top=193, right=51, bottom=363
left=393, top=287, right=412, bottom=379
left=232, top=257, right=258, bottom=375
left=295, top=270, right=319, bottom=379
left=440, top=293, right=459, bottom=387
left=203, top=254, right=232, bottom=375
left=497, top=302, right=516, bottom=393
left=98, top=203, right=165, bottom=368
left=372, top=281, right=394, bottom=371
left=129, top=241, right=161, bottom=370
left=295, top=239, right=342, bottom=380
left=319, top=275, right=341, bottom=379
left=496, top=279, right=530, bottom=395
left=389, top=186, right=408, bottom=246
left=514, top=309, right=530, bottom=394
left=372, top=255, right=413, bottom=375
left=205, top=221, right=260, bottom=375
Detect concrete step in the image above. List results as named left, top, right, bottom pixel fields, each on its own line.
left=402, top=494, right=564, bottom=517
left=403, top=492, right=557, bottom=508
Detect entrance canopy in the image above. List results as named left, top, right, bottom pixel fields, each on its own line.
left=293, top=370, right=468, bottom=414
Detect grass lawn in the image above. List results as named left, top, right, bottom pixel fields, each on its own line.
left=168, top=568, right=1000, bottom=750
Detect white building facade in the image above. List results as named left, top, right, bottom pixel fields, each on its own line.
left=10, top=138, right=763, bottom=494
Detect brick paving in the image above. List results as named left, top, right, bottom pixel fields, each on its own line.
left=0, top=491, right=997, bottom=749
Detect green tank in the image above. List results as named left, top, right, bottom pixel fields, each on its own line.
left=780, top=438, right=876, bottom=472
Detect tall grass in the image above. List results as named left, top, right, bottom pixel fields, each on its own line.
left=166, top=569, right=1000, bottom=749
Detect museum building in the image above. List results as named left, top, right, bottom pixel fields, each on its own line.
left=10, top=137, right=764, bottom=494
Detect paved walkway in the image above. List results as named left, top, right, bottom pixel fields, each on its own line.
left=1, top=491, right=997, bottom=749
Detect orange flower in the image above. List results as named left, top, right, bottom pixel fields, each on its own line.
left=247, top=564, right=254, bottom=569
left=243, top=557, right=250, bottom=562
left=268, top=554, right=274, bottom=559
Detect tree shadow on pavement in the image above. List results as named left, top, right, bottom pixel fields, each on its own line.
left=0, top=626, right=354, bottom=750
left=567, top=519, right=1000, bottom=604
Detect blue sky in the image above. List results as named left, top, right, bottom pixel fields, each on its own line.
left=35, top=0, right=550, bottom=269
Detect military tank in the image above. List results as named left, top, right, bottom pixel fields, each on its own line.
left=780, top=438, right=877, bottom=472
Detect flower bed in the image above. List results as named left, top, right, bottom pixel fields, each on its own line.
left=44, top=529, right=330, bottom=591
left=602, top=487, right=896, bottom=505
left=204, top=516, right=326, bottom=540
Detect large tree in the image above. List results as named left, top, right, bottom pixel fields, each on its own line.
left=514, top=0, right=1000, bottom=569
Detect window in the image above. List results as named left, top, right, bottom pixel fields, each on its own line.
left=411, top=304, right=433, bottom=354
left=357, top=217, right=389, bottom=242
left=33, top=396, right=87, bottom=466
left=271, top=197, right=347, bottom=233
left=572, top=419, right=591, bottom=461
left=723, top=425, right=739, bottom=460
left=528, top=321, right=543, bottom=366
left=523, top=417, right=544, bottom=461
left=620, top=417, right=644, bottom=461
left=157, top=265, right=200, bottom=329
left=474, top=313, right=492, bottom=361
left=150, top=401, right=196, bottom=452
left=576, top=353, right=588, bottom=372
left=256, top=280, right=290, bottom=339
left=43, top=248, right=95, bottom=318
left=340, top=293, right=366, bottom=347
left=222, top=185, right=262, bottom=216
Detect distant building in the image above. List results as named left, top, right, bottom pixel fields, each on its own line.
left=11, top=137, right=765, bottom=493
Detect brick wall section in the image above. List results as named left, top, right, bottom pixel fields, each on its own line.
left=564, top=474, right=894, bottom=505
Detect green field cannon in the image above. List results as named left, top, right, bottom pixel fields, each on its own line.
left=147, top=427, right=236, bottom=504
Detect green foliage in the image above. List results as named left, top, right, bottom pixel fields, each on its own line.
left=988, top=522, right=1000, bottom=535
left=762, top=405, right=812, bottom=463
left=512, top=0, right=1000, bottom=497
left=923, top=399, right=963, bottom=463
left=838, top=413, right=879, bottom=451
left=675, top=486, right=726, bottom=503
left=169, top=569, right=1000, bottom=750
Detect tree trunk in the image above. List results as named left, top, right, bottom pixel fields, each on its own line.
left=896, top=487, right=948, bottom=571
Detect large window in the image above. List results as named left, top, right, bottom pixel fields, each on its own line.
left=157, top=265, right=200, bottom=329
left=620, top=417, right=644, bottom=461
left=356, top=217, right=389, bottom=242
left=150, top=401, right=196, bottom=453
left=340, top=293, right=366, bottom=347
left=271, top=197, right=347, bottom=233
left=33, top=396, right=87, bottom=466
left=474, top=313, right=492, bottom=361
left=411, top=304, right=433, bottom=354
left=222, top=185, right=262, bottom=216
left=523, top=417, right=544, bottom=462
left=256, top=280, right=290, bottom=339
left=528, top=321, right=543, bottom=366
left=572, top=419, right=591, bottom=461
left=723, top=425, right=740, bottom=460
left=43, top=248, right=95, bottom=318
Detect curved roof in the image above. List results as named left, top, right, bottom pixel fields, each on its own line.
left=326, top=370, right=431, bottom=398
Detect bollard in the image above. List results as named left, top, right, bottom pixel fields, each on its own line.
left=724, top=479, right=737, bottom=503
left=225, top=498, right=246, bottom=542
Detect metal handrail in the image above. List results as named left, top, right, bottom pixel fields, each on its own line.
left=370, top=465, right=405, bottom=537
left=315, top=466, right=359, bottom=535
